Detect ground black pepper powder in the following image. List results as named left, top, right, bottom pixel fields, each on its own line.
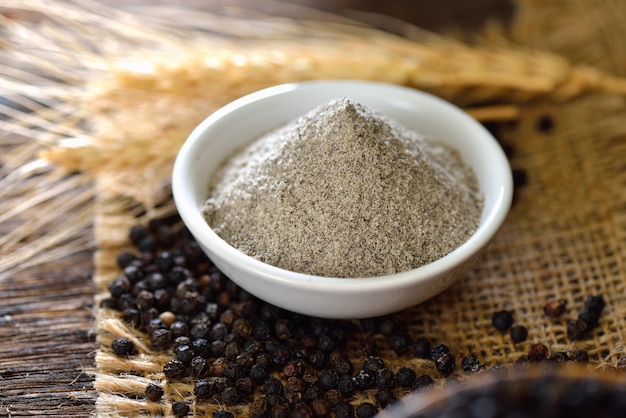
left=203, top=98, right=482, bottom=277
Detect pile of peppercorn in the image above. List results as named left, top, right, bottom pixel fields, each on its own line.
left=101, top=216, right=606, bottom=418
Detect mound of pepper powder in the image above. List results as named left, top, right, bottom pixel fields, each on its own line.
left=203, top=98, right=482, bottom=278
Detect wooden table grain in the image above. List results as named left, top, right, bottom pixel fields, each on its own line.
left=0, top=1, right=510, bottom=416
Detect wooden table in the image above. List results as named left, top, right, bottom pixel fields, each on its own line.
left=0, top=1, right=509, bottom=416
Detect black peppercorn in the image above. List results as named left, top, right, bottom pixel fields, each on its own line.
left=354, top=369, right=375, bottom=390
left=375, top=368, right=395, bottom=389
left=147, top=317, right=166, bottom=334
left=108, top=275, right=131, bottom=299
left=211, top=357, right=228, bottom=377
left=262, top=378, right=284, bottom=396
left=389, top=331, right=412, bottom=355
left=411, top=337, right=431, bottom=359
left=374, top=389, right=396, bottom=408
left=359, top=317, right=379, bottom=334
left=337, top=374, right=357, bottom=396
left=395, top=367, right=417, bottom=388
left=270, top=403, right=290, bottom=418
left=235, top=376, right=254, bottom=394
left=548, top=351, right=569, bottom=364
left=250, top=363, right=269, bottom=383
left=274, top=319, right=292, bottom=340
left=413, top=374, right=434, bottom=391
left=513, top=355, right=530, bottom=370
left=543, top=298, right=567, bottom=319
left=174, top=344, right=195, bottom=365
left=212, top=376, right=230, bottom=393
left=163, top=359, right=188, bottom=380
left=249, top=398, right=268, bottom=417
left=224, top=362, right=245, bottom=382
left=190, top=356, right=209, bottom=379
left=461, top=355, right=482, bottom=373
left=129, top=224, right=148, bottom=246
left=252, top=321, right=271, bottom=341
left=435, top=353, right=456, bottom=375
left=285, top=376, right=307, bottom=396
left=150, top=328, right=172, bottom=350
left=318, top=335, right=336, bottom=353
left=270, top=345, right=293, bottom=366
left=224, top=341, right=243, bottom=361
left=324, top=389, right=343, bottom=407
left=335, top=360, right=354, bottom=376
left=169, top=266, right=189, bottom=284
left=191, top=338, right=210, bottom=357
left=121, top=307, right=141, bottom=327
left=566, top=318, right=589, bottom=341
left=194, top=379, right=213, bottom=400
left=235, top=352, right=255, bottom=370
left=318, top=369, right=339, bottom=390
left=535, top=114, right=554, bottom=133
left=283, top=359, right=305, bottom=378
left=168, top=321, right=189, bottom=339
left=329, top=349, right=349, bottom=368
left=137, top=236, right=157, bottom=253
left=585, top=295, right=606, bottom=313
left=209, top=340, right=226, bottom=358
left=111, top=337, right=137, bottom=357
left=221, top=386, right=239, bottom=405
left=173, top=336, right=191, bottom=351
left=116, top=251, right=137, bottom=270
left=213, top=410, right=234, bottom=418
left=310, top=399, right=331, bottom=417
left=510, top=325, right=528, bottom=344
left=491, top=310, right=514, bottom=332
left=528, top=343, right=549, bottom=362
left=378, top=318, right=397, bottom=336
left=145, top=383, right=164, bottom=402
left=362, top=356, right=385, bottom=376
left=231, top=318, right=252, bottom=338
left=307, top=349, right=326, bottom=369
left=123, top=264, right=144, bottom=283
left=171, top=400, right=190, bottom=417
left=254, top=352, right=271, bottom=368
left=291, top=402, right=313, bottom=418
left=334, top=401, right=356, bottom=418
left=116, top=293, right=137, bottom=311
left=568, top=349, right=589, bottom=364
left=430, top=343, right=450, bottom=361
left=356, top=402, right=378, bottom=418
left=359, top=337, right=378, bottom=356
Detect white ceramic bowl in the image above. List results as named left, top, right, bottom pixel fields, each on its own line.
left=172, top=80, right=512, bottom=319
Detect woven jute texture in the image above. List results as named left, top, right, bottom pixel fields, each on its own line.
left=512, top=0, right=626, bottom=76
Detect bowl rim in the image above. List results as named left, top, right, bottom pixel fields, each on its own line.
left=172, top=79, right=513, bottom=294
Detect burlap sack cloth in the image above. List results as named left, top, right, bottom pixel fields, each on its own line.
left=26, top=1, right=626, bottom=416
